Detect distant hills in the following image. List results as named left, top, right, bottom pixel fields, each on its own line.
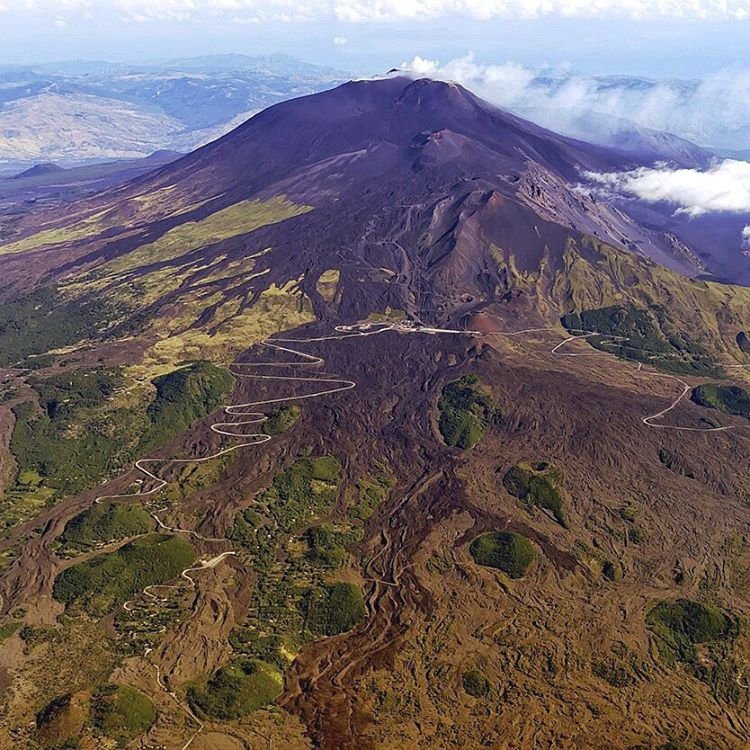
left=0, top=54, right=347, bottom=170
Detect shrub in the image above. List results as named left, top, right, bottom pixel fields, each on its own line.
left=658, top=448, right=696, bottom=478
left=502, top=463, right=566, bottom=526
left=591, top=657, right=636, bottom=688
left=188, top=659, right=282, bottom=720
left=691, top=384, right=750, bottom=419
left=303, top=582, right=365, bottom=637
left=35, top=692, right=89, bottom=749
left=438, top=375, right=500, bottom=449
left=92, top=684, right=156, bottom=747
left=462, top=669, right=490, bottom=697
left=469, top=531, right=536, bottom=578
left=628, top=526, right=645, bottom=545
left=602, top=560, right=623, bottom=582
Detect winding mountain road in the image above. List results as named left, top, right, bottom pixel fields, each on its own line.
left=494, top=326, right=747, bottom=432
left=81, top=317, right=747, bottom=748
left=92, top=323, right=394, bottom=749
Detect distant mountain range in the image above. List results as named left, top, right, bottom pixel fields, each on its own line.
left=0, top=54, right=347, bottom=170
left=2, top=56, right=748, bottom=176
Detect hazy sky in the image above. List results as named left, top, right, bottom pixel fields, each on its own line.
left=0, top=1, right=748, bottom=78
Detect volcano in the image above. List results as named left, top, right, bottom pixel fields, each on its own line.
left=0, top=75, right=740, bottom=330
left=1, top=77, right=750, bottom=750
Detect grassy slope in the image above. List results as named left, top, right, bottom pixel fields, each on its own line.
left=469, top=531, right=536, bottom=578
left=188, top=658, right=283, bottom=720
left=438, top=375, right=500, bottom=449
left=61, top=502, right=153, bottom=548
left=52, top=534, right=195, bottom=615
left=103, top=197, right=311, bottom=274
left=6, top=361, right=233, bottom=527
left=497, top=235, right=750, bottom=368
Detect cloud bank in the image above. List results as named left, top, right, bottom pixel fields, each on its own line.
left=2, top=0, right=749, bottom=23
left=584, top=159, right=750, bottom=217
left=399, top=55, right=750, bottom=151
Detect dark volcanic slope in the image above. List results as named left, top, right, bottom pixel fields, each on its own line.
left=0, top=76, right=731, bottom=320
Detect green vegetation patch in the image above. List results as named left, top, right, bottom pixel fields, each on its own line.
left=502, top=462, right=566, bottom=526
left=61, top=502, right=152, bottom=549
left=226, top=455, right=348, bottom=669
left=7, top=361, right=232, bottom=531
left=9, top=368, right=145, bottom=500
left=646, top=598, right=736, bottom=666
left=347, top=465, right=393, bottom=522
left=228, top=455, right=342, bottom=560
left=0, top=287, right=119, bottom=367
left=188, top=658, right=283, bottom=720
left=92, top=684, right=156, bottom=747
left=304, top=525, right=347, bottom=568
left=302, top=582, right=365, bottom=637
left=0, top=619, right=22, bottom=642
left=469, top=531, right=536, bottom=578
left=561, top=304, right=721, bottom=376
left=462, top=669, right=490, bottom=698
left=31, top=367, right=123, bottom=419
left=105, top=197, right=312, bottom=275
left=52, top=534, right=195, bottom=615
left=438, top=375, right=500, bottom=449
left=691, top=383, right=750, bottom=419
left=257, top=455, right=341, bottom=534
left=140, top=360, right=233, bottom=451
left=263, top=405, right=301, bottom=435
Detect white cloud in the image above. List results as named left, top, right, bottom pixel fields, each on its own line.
left=744, top=225, right=750, bottom=248
left=4, top=0, right=750, bottom=23
left=333, top=0, right=750, bottom=21
left=584, top=160, right=750, bottom=217
left=398, top=54, right=750, bottom=151
left=333, top=35, right=348, bottom=45
left=400, top=55, right=440, bottom=75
